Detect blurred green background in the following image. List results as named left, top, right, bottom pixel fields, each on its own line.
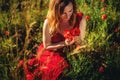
left=0, top=0, right=120, bottom=80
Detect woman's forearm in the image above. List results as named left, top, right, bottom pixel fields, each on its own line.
left=44, top=41, right=66, bottom=50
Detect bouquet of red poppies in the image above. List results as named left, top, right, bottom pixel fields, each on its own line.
left=63, top=27, right=80, bottom=40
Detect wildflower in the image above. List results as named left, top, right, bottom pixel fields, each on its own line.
left=63, top=27, right=80, bottom=40
left=99, top=66, right=104, bottom=73
left=114, top=27, right=119, bottom=33
left=85, top=15, right=90, bottom=20
left=101, top=14, right=107, bottom=20
left=63, top=30, right=73, bottom=40
left=71, top=27, right=80, bottom=36
left=5, top=31, right=9, bottom=36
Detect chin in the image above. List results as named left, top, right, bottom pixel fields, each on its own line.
left=63, top=19, right=69, bottom=22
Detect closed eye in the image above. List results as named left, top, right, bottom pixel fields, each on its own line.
left=63, top=9, right=73, bottom=15
left=69, top=9, right=73, bottom=12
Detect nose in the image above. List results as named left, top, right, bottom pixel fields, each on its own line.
left=61, top=14, right=67, bottom=19
left=64, top=12, right=70, bottom=20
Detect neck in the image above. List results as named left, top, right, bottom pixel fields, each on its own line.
left=59, top=21, right=72, bottom=33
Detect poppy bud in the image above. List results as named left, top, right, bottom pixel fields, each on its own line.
left=102, top=14, right=107, bottom=20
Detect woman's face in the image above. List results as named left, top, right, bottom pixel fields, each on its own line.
left=60, top=2, right=73, bottom=22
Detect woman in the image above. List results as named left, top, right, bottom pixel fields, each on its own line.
left=24, top=0, right=86, bottom=80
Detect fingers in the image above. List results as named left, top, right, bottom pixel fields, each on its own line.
left=65, top=38, right=75, bottom=46
left=65, top=39, right=69, bottom=45
left=70, top=38, right=75, bottom=44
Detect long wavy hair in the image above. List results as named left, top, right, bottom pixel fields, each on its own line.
left=47, top=0, right=77, bottom=34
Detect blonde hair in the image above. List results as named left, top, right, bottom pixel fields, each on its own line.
left=47, top=0, right=77, bottom=34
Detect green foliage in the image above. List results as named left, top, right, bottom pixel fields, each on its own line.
left=0, top=0, right=49, bottom=79
left=66, top=52, right=94, bottom=80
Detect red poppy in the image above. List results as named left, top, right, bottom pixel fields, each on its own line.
left=114, top=27, right=119, bottom=33
left=85, top=15, right=90, bottom=20
left=63, top=27, right=80, bottom=40
left=63, top=30, right=73, bottom=40
left=99, top=66, right=104, bottom=73
left=5, top=31, right=9, bottom=36
left=71, top=27, right=80, bottom=36
left=102, top=14, right=107, bottom=20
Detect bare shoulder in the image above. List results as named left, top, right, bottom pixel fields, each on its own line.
left=43, top=19, right=49, bottom=27
left=81, top=15, right=86, bottom=23
left=80, top=15, right=86, bottom=27
left=79, top=15, right=86, bottom=41
left=43, top=19, right=50, bottom=30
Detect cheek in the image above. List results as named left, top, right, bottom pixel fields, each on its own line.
left=66, top=13, right=72, bottom=20
left=68, top=12, right=73, bottom=17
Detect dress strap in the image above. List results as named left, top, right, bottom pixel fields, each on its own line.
left=74, top=12, right=83, bottom=28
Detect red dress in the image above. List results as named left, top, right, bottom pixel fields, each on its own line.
left=23, top=12, right=83, bottom=80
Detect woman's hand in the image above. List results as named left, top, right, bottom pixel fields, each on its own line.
left=65, top=38, right=75, bottom=46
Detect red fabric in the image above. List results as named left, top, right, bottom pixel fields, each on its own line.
left=36, top=44, right=68, bottom=80
left=24, top=12, right=83, bottom=80
left=74, top=12, right=83, bottom=28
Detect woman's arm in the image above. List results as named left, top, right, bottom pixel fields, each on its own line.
left=43, top=19, right=70, bottom=50
left=79, top=15, right=86, bottom=41
left=75, top=15, right=86, bottom=45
